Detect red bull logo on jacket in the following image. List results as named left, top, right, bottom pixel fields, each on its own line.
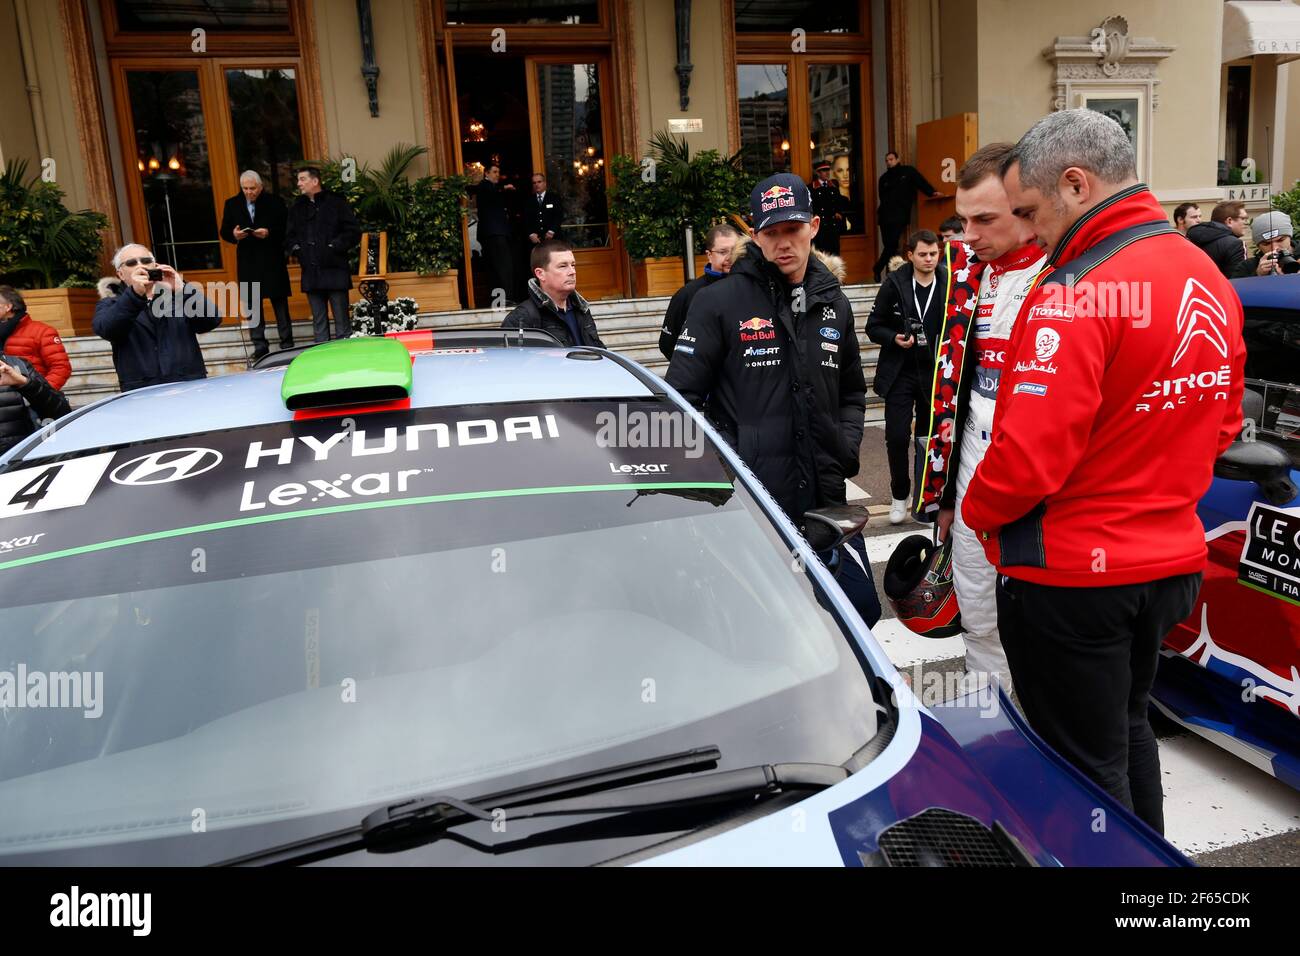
left=738, top=316, right=776, bottom=341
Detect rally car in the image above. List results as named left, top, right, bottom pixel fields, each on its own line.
left=0, top=332, right=1187, bottom=865
left=1152, top=274, right=1300, bottom=791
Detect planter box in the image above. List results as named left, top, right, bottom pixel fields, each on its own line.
left=21, top=287, right=100, bottom=337
left=631, top=255, right=708, bottom=298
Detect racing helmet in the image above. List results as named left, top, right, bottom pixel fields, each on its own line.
left=883, top=534, right=962, bottom=638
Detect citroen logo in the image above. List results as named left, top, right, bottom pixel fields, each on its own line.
left=1171, top=278, right=1229, bottom=367
left=110, top=447, right=223, bottom=486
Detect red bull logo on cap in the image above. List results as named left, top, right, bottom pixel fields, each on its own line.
left=760, top=185, right=795, bottom=213
left=739, top=316, right=776, bottom=341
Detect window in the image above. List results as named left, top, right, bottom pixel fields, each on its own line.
left=808, top=63, right=863, bottom=234
left=1222, top=65, right=1253, bottom=184
left=225, top=68, right=303, bottom=197
left=737, top=64, right=791, bottom=178
left=535, top=62, right=608, bottom=248
left=445, top=0, right=599, bottom=25
left=113, top=0, right=290, bottom=32
left=735, top=0, right=859, bottom=34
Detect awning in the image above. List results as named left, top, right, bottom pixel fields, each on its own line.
left=1224, top=1, right=1300, bottom=64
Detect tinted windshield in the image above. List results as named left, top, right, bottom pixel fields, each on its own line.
left=0, top=400, right=882, bottom=862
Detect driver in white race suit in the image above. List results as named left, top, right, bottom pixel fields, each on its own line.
left=933, top=144, right=1046, bottom=689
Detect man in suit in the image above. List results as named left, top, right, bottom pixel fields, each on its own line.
left=468, top=163, right=516, bottom=306
left=285, top=166, right=361, bottom=343
left=221, top=170, right=293, bottom=359
left=873, top=151, right=945, bottom=281
left=518, top=172, right=564, bottom=299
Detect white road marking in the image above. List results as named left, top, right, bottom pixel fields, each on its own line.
left=863, top=529, right=924, bottom=564
left=1158, top=732, right=1300, bottom=856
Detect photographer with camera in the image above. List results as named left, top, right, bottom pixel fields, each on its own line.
left=93, top=243, right=221, bottom=392
left=1234, top=210, right=1298, bottom=277
left=866, top=229, right=946, bottom=524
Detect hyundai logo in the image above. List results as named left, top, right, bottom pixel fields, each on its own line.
left=110, top=448, right=223, bottom=486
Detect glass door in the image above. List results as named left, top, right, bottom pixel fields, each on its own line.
left=526, top=56, right=622, bottom=300
left=117, top=65, right=225, bottom=273
left=111, top=57, right=307, bottom=293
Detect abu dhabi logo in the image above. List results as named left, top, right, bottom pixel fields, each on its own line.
left=1171, top=278, right=1229, bottom=367
left=110, top=448, right=223, bottom=486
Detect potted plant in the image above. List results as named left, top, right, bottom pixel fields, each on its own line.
left=609, top=131, right=754, bottom=296
left=0, top=159, right=110, bottom=335
left=309, top=145, right=466, bottom=313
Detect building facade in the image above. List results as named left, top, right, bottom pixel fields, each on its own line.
left=1, top=0, right=1297, bottom=310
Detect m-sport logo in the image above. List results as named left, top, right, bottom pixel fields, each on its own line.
left=1171, top=278, right=1229, bottom=366
left=110, top=448, right=223, bottom=486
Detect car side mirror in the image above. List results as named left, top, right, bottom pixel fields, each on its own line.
left=1214, top=439, right=1298, bottom=506
left=803, top=503, right=870, bottom=553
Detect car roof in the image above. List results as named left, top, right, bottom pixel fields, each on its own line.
left=1231, top=273, right=1300, bottom=309
left=21, top=347, right=659, bottom=461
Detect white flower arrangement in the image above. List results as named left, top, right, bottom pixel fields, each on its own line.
left=349, top=296, right=420, bottom=336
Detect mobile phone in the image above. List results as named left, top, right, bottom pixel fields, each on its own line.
left=147, top=268, right=164, bottom=281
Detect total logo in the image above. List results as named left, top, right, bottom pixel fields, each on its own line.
left=738, top=316, right=776, bottom=342
left=110, top=448, right=223, bottom=486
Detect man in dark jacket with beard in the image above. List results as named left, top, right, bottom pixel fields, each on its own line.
left=285, top=166, right=361, bottom=343
left=0, top=355, right=68, bottom=456
left=667, top=173, right=879, bottom=626
left=1186, top=200, right=1248, bottom=278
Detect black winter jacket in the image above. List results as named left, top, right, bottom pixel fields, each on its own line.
left=92, top=278, right=222, bottom=392
left=220, top=191, right=292, bottom=297
left=666, top=241, right=867, bottom=524
left=285, top=190, right=362, bottom=292
left=1187, top=221, right=1246, bottom=279
left=501, top=279, right=606, bottom=347
left=0, top=354, right=69, bottom=455
left=659, top=270, right=724, bottom=359
left=864, top=262, right=946, bottom=397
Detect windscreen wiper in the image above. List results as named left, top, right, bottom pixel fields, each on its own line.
left=218, top=749, right=849, bottom=866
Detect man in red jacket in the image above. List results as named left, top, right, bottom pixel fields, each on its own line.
left=961, top=109, right=1246, bottom=833
left=0, top=286, right=71, bottom=391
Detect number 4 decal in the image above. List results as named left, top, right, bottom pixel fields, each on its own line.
left=0, top=451, right=116, bottom=520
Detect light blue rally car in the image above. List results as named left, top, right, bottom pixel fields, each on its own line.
left=0, top=332, right=1187, bottom=866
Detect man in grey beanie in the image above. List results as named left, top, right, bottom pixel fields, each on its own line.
left=1234, top=210, right=1297, bottom=277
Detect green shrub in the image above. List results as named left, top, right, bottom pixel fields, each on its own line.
left=0, top=159, right=109, bottom=289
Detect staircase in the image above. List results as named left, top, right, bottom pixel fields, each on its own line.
left=61, top=285, right=884, bottom=421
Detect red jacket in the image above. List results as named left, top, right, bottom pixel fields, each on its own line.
left=960, top=186, right=1246, bottom=586
left=0, top=314, right=71, bottom=391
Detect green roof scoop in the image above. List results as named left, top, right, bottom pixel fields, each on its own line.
left=281, top=337, right=413, bottom=410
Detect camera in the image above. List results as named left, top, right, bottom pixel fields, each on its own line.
left=146, top=268, right=164, bottom=281
left=1265, top=251, right=1300, bottom=275
left=907, top=317, right=928, bottom=349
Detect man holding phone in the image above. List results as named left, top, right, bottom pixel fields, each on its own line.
left=221, top=170, right=293, bottom=360
left=93, top=243, right=222, bottom=392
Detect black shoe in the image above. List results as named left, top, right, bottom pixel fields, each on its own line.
left=251, top=348, right=270, bottom=363
left=278, top=342, right=295, bottom=351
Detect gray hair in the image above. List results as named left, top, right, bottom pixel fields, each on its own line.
left=0, top=285, right=25, bottom=314
left=239, top=170, right=263, bottom=185
left=111, top=243, right=152, bottom=269
left=1006, top=108, right=1137, bottom=193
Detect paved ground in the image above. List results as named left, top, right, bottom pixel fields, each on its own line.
left=848, top=422, right=1300, bottom=866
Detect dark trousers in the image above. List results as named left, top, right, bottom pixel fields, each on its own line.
left=832, top=532, right=882, bottom=629
left=882, top=367, right=928, bottom=501
left=306, top=290, right=352, bottom=343
left=481, top=235, right=514, bottom=305
left=996, top=571, right=1202, bottom=834
left=873, top=220, right=907, bottom=281
left=247, top=296, right=293, bottom=353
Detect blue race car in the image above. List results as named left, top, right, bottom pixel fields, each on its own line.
left=0, top=332, right=1186, bottom=866
left=1152, top=274, right=1300, bottom=790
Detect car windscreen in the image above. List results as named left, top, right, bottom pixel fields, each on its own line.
left=1243, top=304, right=1300, bottom=387
left=0, top=399, right=882, bottom=861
